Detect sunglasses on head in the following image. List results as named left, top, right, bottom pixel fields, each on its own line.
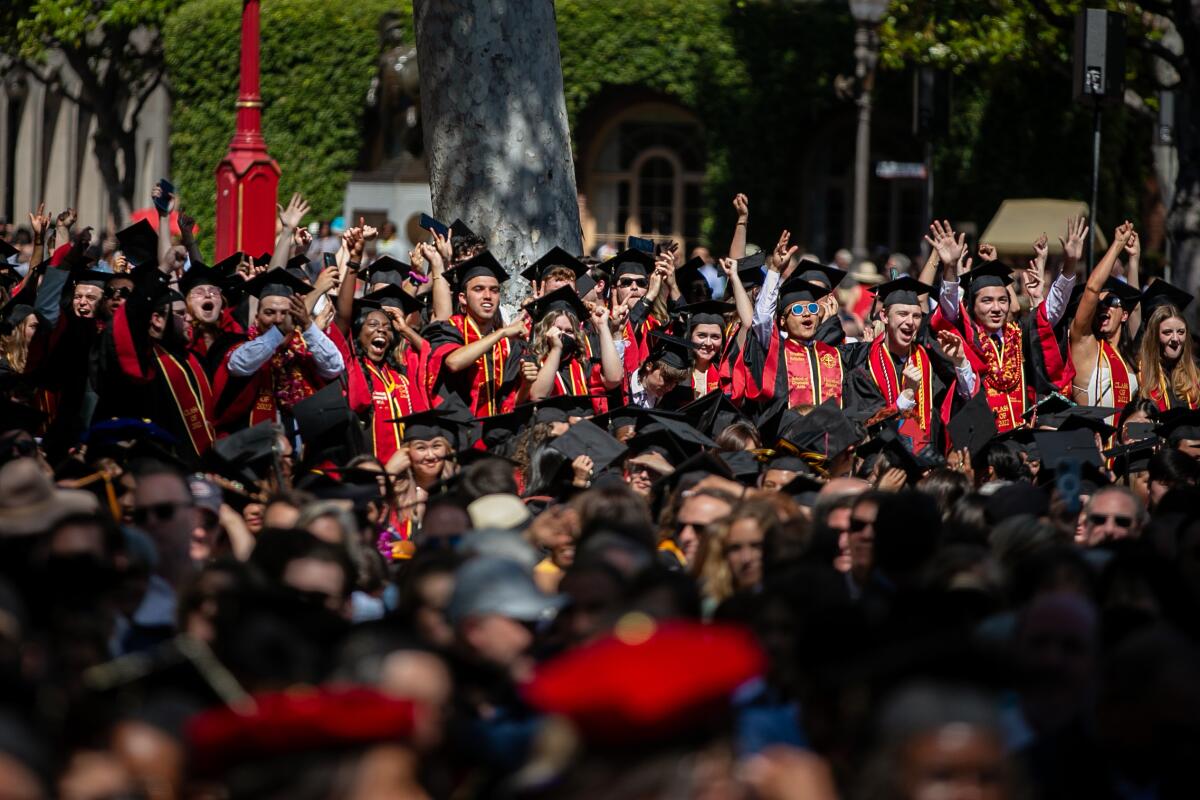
left=131, top=501, right=191, bottom=527
left=789, top=302, right=820, bottom=316
left=105, top=286, right=133, bottom=299
left=618, top=277, right=648, bottom=288
left=1088, top=512, right=1133, bottom=528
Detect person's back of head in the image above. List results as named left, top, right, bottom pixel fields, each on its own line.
left=872, top=490, right=942, bottom=583
left=459, top=457, right=519, bottom=502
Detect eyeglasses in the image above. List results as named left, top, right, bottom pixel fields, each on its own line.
left=628, top=463, right=664, bottom=479
left=618, top=278, right=648, bottom=288
left=132, top=501, right=192, bottom=527
left=188, top=286, right=222, bottom=299
left=789, top=302, right=820, bottom=316
left=847, top=516, right=874, bottom=533
left=105, top=287, right=133, bottom=299
left=1087, top=512, right=1133, bottom=528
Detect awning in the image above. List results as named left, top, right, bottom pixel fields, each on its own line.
left=979, top=199, right=1107, bottom=257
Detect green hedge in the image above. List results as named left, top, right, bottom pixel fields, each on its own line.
left=165, top=0, right=407, bottom=259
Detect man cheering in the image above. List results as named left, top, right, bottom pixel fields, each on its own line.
left=426, top=250, right=527, bottom=416
left=213, top=268, right=344, bottom=434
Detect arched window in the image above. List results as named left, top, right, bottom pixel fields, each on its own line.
left=580, top=103, right=705, bottom=255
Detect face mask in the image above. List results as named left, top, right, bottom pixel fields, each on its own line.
left=559, top=334, right=578, bottom=359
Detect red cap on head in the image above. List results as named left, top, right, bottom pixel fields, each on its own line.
left=522, top=619, right=764, bottom=746
left=187, top=687, right=418, bottom=774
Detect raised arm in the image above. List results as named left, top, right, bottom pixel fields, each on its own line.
left=443, top=316, right=527, bottom=373
left=926, top=220, right=966, bottom=320
left=271, top=193, right=310, bottom=270
left=590, top=304, right=624, bottom=388
left=425, top=233, right=454, bottom=322
left=728, top=193, right=749, bottom=260
left=178, top=209, right=204, bottom=267
left=54, top=208, right=76, bottom=258
left=718, top=257, right=754, bottom=349
left=529, top=328, right=564, bottom=401
left=1123, top=230, right=1142, bottom=336
left=150, top=187, right=175, bottom=267
left=28, top=203, right=49, bottom=269
left=1070, top=221, right=1133, bottom=343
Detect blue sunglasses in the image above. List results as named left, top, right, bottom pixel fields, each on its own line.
left=789, top=302, right=820, bottom=316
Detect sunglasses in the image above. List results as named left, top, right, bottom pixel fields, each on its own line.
left=789, top=302, right=820, bottom=316
left=628, top=463, right=665, bottom=479
left=1099, top=294, right=1125, bottom=309
left=132, top=501, right=191, bottom=527
left=618, top=278, right=648, bottom=288
left=105, top=287, right=133, bottom=299
left=847, top=516, right=874, bottom=533
left=1087, top=512, right=1133, bottom=528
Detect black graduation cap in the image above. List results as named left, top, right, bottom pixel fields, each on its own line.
left=364, top=284, right=422, bottom=317
left=285, top=253, right=314, bottom=276
left=735, top=252, right=767, bottom=288
left=777, top=402, right=859, bottom=463
left=1042, top=405, right=1117, bottom=438
left=641, top=409, right=717, bottom=451
left=1024, top=392, right=1074, bottom=423
left=994, top=425, right=1039, bottom=462
left=779, top=278, right=832, bottom=307
left=0, top=397, right=46, bottom=435
left=1139, top=279, right=1193, bottom=317
left=1103, top=438, right=1157, bottom=478
left=590, top=404, right=683, bottom=435
left=872, top=425, right=944, bottom=482
left=521, top=246, right=588, bottom=283
left=243, top=267, right=314, bottom=300
left=795, top=259, right=846, bottom=289
left=653, top=450, right=734, bottom=496
left=1034, top=429, right=1103, bottom=469
left=366, top=256, right=413, bottom=287
left=676, top=299, right=733, bottom=328
left=445, top=250, right=509, bottom=286
left=209, top=422, right=281, bottom=484
left=871, top=275, right=936, bottom=307
left=211, top=251, right=250, bottom=275
left=526, top=285, right=588, bottom=323
left=0, top=238, right=17, bottom=260
left=1101, top=277, right=1141, bottom=309
left=73, top=269, right=116, bottom=289
left=779, top=471, right=824, bottom=501
left=647, top=331, right=696, bottom=370
left=576, top=272, right=598, bottom=298
left=449, top=219, right=478, bottom=240
left=292, top=382, right=355, bottom=442
left=719, top=450, right=762, bottom=486
left=0, top=264, right=21, bottom=290
left=609, top=248, right=655, bottom=279
left=675, top=257, right=711, bottom=300
left=389, top=399, right=477, bottom=450
left=1156, top=408, right=1200, bottom=445
left=178, top=264, right=230, bottom=295
left=550, top=419, right=628, bottom=475
left=965, top=262, right=1014, bottom=294
left=532, top=393, right=595, bottom=423
left=253, top=252, right=272, bottom=268
left=948, top=392, right=999, bottom=459
left=115, top=219, right=158, bottom=267
left=679, top=390, right=748, bottom=439
left=479, top=405, right=534, bottom=452
left=626, top=427, right=691, bottom=463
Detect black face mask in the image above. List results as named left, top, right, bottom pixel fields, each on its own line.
left=559, top=334, right=578, bottom=359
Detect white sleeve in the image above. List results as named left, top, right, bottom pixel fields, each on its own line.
left=303, top=323, right=346, bottom=379
left=753, top=270, right=782, bottom=347
left=227, top=326, right=284, bottom=377
left=897, top=391, right=916, bottom=411
left=1044, top=272, right=1077, bottom=327
left=938, top=279, right=961, bottom=323
left=954, top=360, right=977, bottom=398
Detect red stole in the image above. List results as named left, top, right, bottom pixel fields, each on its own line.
left=754, top=335, right=843, bottom=408
left=1100, top=340, right=1133, bottom=410
left=693, top=365, right=721, bottom=400
left=112, top=306, right=214, bottom=454
left=868, top=337, right=932, bottom=453
left=213, top=333, right=324, bottom=430
left=552, top=356, right=590, bottom=399
left=962, top=320, right=1025, bottom=434
left=454, top=314, right=511, bottom=416
left=362, top=360, right=425, bottom=462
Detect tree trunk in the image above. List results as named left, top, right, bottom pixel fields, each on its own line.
left=413, top=0, right=582, bottom=315
left=1166, top=10, right=1200, bottom=325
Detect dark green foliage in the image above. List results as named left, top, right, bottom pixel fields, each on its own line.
left=165, top=0, right=406, bottom=259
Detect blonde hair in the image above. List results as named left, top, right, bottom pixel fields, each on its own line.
left=1138, top=304, right=1200, bottom=408
left=695, top=499, right=778, bottom=604
left=530, top=309, right=582, bottom=363
left=0, top=311, right=36, bottom=373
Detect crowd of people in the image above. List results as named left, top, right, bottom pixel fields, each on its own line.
left=0, top=182, right=1198, bottom=800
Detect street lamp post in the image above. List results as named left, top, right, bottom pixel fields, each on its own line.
left=848, top=0, right=889, bottom=260
left=214, top=0, right=279, bottom=261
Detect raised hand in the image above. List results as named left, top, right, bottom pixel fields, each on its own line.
left=360, top=217, right=379, bottom=242
left=608, top=302, right=629, bottom=333
left=1060, top=216, right=1088, bottom=263
left=977, top=243, right=997, bottom=262
left=277, top=193, right=310, bottom=230
left=937, top=329, right=967, bottom=366
left=418, top=242, right=442, bottom=274
left=589, top=301, right=610, bottom=329
left=293, top=227, right=312, bottom=251
left=718, top=257, right=737, bottom=278
left=925, top=220, right=965, bottom=267
left=902, top=360, right=923, bottom=394
left=1023, top=262, right=1044, bottom=306
left=571, top=455, right=595, bottom=488
left=150, top=185, right=176, bottom=215
left=432, top=230, right=452, bottom=265
left=546, top=325, right=564, bottom=351
left=288, top=293, right=312, bottom=331
left=28, top=202, right=49, bottom=237
left=1032, top=232, right=1048, bottom=267
left=876, top=467, right=907, bottom=492
left=179, top=211, right=197, bottom=241
left=768, top=230, right=798, bottom=273
left=111, top=251, right=130, bottom=274
left=1123, top=229, right=1140, bottom=260
left=732, top=193, right=749, bottom=222
left=957, top=253, right=973, bottom=279
left=502, top=313, right=530, bottom=341
left=1113, top=220, right=1134, bottom=248
left=313, top=267, right=338, bottom=296
left=56, top=208, right=77, bottom=231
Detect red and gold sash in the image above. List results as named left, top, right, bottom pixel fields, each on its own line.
left=693, top=365, right=721, bottom=400
left=868, top=337, right=932, bottom=452
left=112, top=305, right=214, bottom=454
left=782, top=339, right=843, bottom=408
left=453, top=314, right=510, bottom=416
left=974, top=322, right=1025, bottom=433
left=1099, top=340, right=1133, bottom=412
left=553, top=356, right=590, bottom=399
left=363, top=359, right=414, bottom=461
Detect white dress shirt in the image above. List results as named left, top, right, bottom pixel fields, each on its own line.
left=228, top=322, right=344, bottom=379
